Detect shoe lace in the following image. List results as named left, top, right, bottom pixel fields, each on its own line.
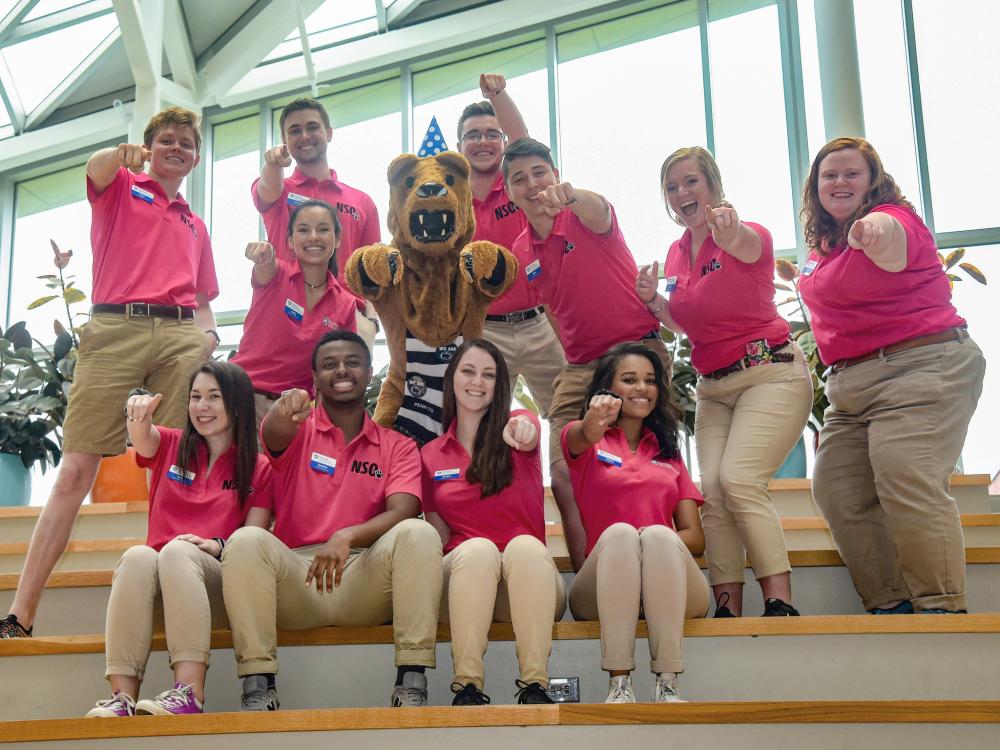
left=451, top=682, right=490, bottom=705
left=96, top=692, right=135, bottom=712
left=155, top=685, right=192, bottom=710
left=607, top=676, right=632, bottom=702
left=655, top=676, right=679, bottom=699
left=241, top=689, right=275, bottom=710
left=514, top=680, right=551, bottom=704
left=764, top=598, right=799, bottom=616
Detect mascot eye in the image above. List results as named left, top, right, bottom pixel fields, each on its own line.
left=445, top=174, right=455, bottom=187
left=405, top=176, right=416, bottom=188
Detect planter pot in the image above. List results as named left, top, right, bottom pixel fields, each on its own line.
left=774, top=435, right=807, bottom=479
left=0, top=453, right=32, bottom=507
left=91, top=448, right=149, bottom=503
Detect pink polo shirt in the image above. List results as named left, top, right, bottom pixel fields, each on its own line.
left=420, top=410, right=544, bottom=553
left=798, top=204, right=965, bottom=364
left=561, top=423, right=702, bottom=557
left=473, top=173, right=537, bottom=315
left=663, top=223, right=790, bottom=373
left=252, top=167, right=380, bottom=276
left=265, top=407, right=422, bottom=549
left=231, top=260, right=357, bottom=395
left=136, top=427, right=273, bottom=551
left=513, top=206, right=658, bottom=364
left=88, top=169, right=218, bottom=306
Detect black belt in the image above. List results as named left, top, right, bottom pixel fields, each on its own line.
left=641, top=330, right=660, bottom=340
left=92, top=303, right=195, bottom=321
left=704, top=339, right=793, bottom=380
left=485, top=306, right=544, bottom=324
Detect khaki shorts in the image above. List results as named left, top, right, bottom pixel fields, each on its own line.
left=547, top=337, right=671, bottom=463
left=62, top=314, right=207, bottom=456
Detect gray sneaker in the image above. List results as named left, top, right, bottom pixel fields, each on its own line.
left=240, top=675, right=279, bottom=711
left=390, top=672, right=428, bottom=707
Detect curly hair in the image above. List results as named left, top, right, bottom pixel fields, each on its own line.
left=801, top=137, right=913, bottom=254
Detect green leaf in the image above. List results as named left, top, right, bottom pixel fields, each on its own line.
left=958, top=262, right=987, bottom=285
left=63, top=288, right=87, bottom=305
left=36, top=274, right=58, bottom=281
left=27, top=295, right=59, bottom=310
left=944, top=248, right=965, bottom=270
left=53, top=331, right=73, bottom=360
left=946, top=273, right=963, bottom=283
left=773, top=282, right=792, bottom=292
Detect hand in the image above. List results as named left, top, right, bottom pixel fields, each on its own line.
left=848, top=216, right=883, bottom=250
left=502, top=415, right=537, bottom=451
left=126, top=392, right=163, bottom=424
left=264, top=144, right=292, bottom=168
left=583, top=393, right=621, bottom=440
left=306, top=531, right=352, bottom=593
left=704, top=202, right=741, bottom=248
left=50, top=239, right=73, bottom=269
left=176, top=534, right=222, bottom=558
left=537, top=183, right=577, bottom=218
left=245, top=241, right=276, bottom=265
left=636, top=260, right=659, bottom=304
left=275, top=388, right=311, bottom=422
left=479, top=73, right=506, bottom=98
left=115, top=143, right=152, bottom=174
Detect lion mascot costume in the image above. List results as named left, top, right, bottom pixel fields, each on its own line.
left=345, top=151, right=517, bottom=443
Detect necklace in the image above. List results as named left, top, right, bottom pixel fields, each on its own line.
left=303, top=278, right=325, bottom=290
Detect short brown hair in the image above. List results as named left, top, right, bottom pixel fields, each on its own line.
left=457, top=101, right=495, bottom=142
left=501, top=137, right=555, bottom=182
left=280, top=97, right=331, bottom=133
left=143, top=107, right=202, bottom=152
left=659, top=146, right=725, bottom=227
left=801, top=137, right=913, bottom=253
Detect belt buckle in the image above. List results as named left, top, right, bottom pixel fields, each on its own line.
left=128, top=302, right=147, bottom=317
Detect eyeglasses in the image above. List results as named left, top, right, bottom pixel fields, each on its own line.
left=461, top=130, right=504, bottom=143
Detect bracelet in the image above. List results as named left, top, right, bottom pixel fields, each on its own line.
left=645, top=295, right=665, bottom=315
left=205, top=329, right=221, bottom=347
left=212, top=537, right=226, bottom=559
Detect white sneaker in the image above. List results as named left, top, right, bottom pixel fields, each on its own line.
left=653, top=673, right=686, bottom=703
left=85, top=691, right=136, bottom=718
left=391, top=672, right=428, bottom=707
left=605, top=675, right=636, bottom=704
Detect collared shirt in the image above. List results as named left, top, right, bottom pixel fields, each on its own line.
left=513, top=205, right=657, bottom=364
left=472, top=172, right=537, bottom=315
left=560, top=423, right=702, bottom=557
left=663, top=222, right=790, bottom=374
left=798, top=204, right=965, bottom=364
left=88, top=168, right=218, bottom=306
left=420, top=410, right=544, bottom=553
left=136, top=427, right=273, bottom=551
left=265, top=407, right=422, bottom=549
left=231, top=260, right=357, bottom=395
left=252, top=167, right=381, bottom=278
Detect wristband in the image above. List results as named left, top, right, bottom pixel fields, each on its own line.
left=646, top=294, right=665, bottom=315
left=205, top=329, right=221, bottom=347
left=212, top=537, right=226, bottom=559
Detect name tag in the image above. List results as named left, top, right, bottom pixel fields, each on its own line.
left=130, top=185, right=155, bottom=204
left=166, top=465, right=195, bottom=486
left=284, top=298, right=304, bottom=323
left=525, top=259, right=541, bottom=281
left=596, top=449, right=623, bottom=468
left=664, top=275, right=678, bottom=293
left=309, top=452, right=336, bottom=476
left=802, top=259, right=818, bottom=276
left=434, top=468, right=461, bottom=481
left=287, top=192, right=308, bottom=207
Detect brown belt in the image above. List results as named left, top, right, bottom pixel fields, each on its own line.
left=830, top=328, right=965, bottom=373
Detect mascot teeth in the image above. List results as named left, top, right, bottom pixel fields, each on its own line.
left=410, top=209, right=456, bottom=243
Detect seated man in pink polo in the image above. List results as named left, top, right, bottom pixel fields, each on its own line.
left=222, top=330, right=442, bottom=710
left=1, top=107, right=219, bottom=640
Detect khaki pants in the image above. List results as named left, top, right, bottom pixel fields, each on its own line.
left=812, top=333, right=985, bottom=612
left=440, top=535, right=566, bottom=689
left=548, top=338, right=671, bottom=463
left=105, top=540, right=228, bottom=680
left=568, top=524, right=709, bottom=674
left=482, top=314, right=567, bottom=418
left=222, top=520, right=442, bottom=676
left=64, top=314, right=206, bottom=455
left=695, top=343, right=813, bottom=584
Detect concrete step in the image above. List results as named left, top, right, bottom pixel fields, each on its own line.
left=1, top=702, right=998, bottom=749
left=0, top=538, right=145, bottom=574
left=5, top=555, right=1000, bottom=636
left=1, top=616, right=998, bottom=721
left=0, top=503, right=149, bottom=544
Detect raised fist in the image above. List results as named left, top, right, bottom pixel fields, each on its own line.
left=244, top=241, right=276, bottom=265
left=537, top=183, right=577, bottom=218
left=265, top=144, right=292, bottom=168
left=115, top=143, right=151, bottom=174
left=704, top=202, right=740, bottom=248
left=275, top=388, right=311, bottom=422
left=585, top=393, right=621, bottom=430
left=848, top=216, right=883, bottom=250
left=479, top=74, right=507, bottom=98
left=502, top=414, right=537, bottom=452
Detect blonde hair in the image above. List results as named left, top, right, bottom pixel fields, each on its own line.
left=659, top=146, right=725, bottom=227
left=143, top=107, right=202, bottom=152
left=801, top=137, right=913, bottom=254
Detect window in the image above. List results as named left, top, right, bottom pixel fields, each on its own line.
left=558, top=1, right=704, bottom=268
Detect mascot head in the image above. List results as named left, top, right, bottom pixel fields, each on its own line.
left=386, top=152, right=475, bottom=253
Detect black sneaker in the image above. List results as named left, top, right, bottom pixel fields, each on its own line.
left=451, top=682, right=491, bottom=706
left=515, top=680, right=554, bottom=704
left=0, top=614, right=32, bottom=638
left=762, top=598, right=800, bottom=617
left=713, top=592, right=735, bottom=618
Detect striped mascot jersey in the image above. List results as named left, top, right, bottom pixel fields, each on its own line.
left=393, top=330, right=463, bottom=446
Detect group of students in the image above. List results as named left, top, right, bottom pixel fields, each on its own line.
left=0, top=72, right=985, bottom=713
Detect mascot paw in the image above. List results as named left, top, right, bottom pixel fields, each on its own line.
left=356, top=245, right=403, bottom=290
left=459, top=241, right=515, bottom=296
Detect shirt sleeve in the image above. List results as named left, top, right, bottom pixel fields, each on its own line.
left=360, top=195, right=381, bottom=246
left=251, top=176, right=280, bottom=214
left=247, top=457, right=275, bottom=512
left=263, top=414, right=309, bottom=472
left=386, top=435, right=422, bottom=501
left=87, top=166, right=129, bottom=204
left=134, top=425, right=175, bottom=470
left=560, top=421, right=594, bottom=467
left=194, top=219, right=220, bottom=300
left=671, top=456, right=704, bottom=505
left=871, top=203, right=929, bottom=270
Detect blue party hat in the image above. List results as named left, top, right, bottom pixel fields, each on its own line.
left=417, top=116, right=448, bottom=157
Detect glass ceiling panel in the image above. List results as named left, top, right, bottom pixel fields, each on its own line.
left=263, top=15, right=378, bottom=63
left=0, top=102, right=10, bottom=127
left=2, top=12, right=116, bottom=111
left=23, top=0, right=96, bottom=22
left=306, top=0, right=375, bottom=32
